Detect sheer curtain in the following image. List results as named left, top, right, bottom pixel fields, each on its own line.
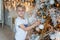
left=0, top=0, right=2, bottom=20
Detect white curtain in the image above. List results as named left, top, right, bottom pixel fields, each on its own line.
left=0, top=0, right=2, bottom=20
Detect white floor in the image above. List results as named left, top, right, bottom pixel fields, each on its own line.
left=0, top=24, right=14, bottom=40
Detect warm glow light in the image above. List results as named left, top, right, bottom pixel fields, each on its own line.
left=4, top=0, right=34, bottom=12
left=23, top=2, right=34, bottom=12
left=26, top=6, right=29, bottom=12
left=57, top=4, right=59, bottom=7
left=31, top=0, right=33, bottom=1
left=25, top=2, right=28, bottom=6
left=28, top=2, right=30, bottom=6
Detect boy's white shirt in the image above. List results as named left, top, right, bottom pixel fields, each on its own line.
left=15, top=17, right=28, bottom=40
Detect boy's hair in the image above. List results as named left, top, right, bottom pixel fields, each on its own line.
left=16, top=4, right=25, bottom=10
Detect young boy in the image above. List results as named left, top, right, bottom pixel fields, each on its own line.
left=15, top=5, right=40, bottom=40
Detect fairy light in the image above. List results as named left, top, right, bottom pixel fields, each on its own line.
left=56, top=3, right=59, bottom=7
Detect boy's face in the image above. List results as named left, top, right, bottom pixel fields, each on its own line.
left=17, top=7, right=25, bottom=17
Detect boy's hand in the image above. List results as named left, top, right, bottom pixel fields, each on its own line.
left=31, top=20, right=40, bottom=28
left=36, top=20, right=40, bottom=25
